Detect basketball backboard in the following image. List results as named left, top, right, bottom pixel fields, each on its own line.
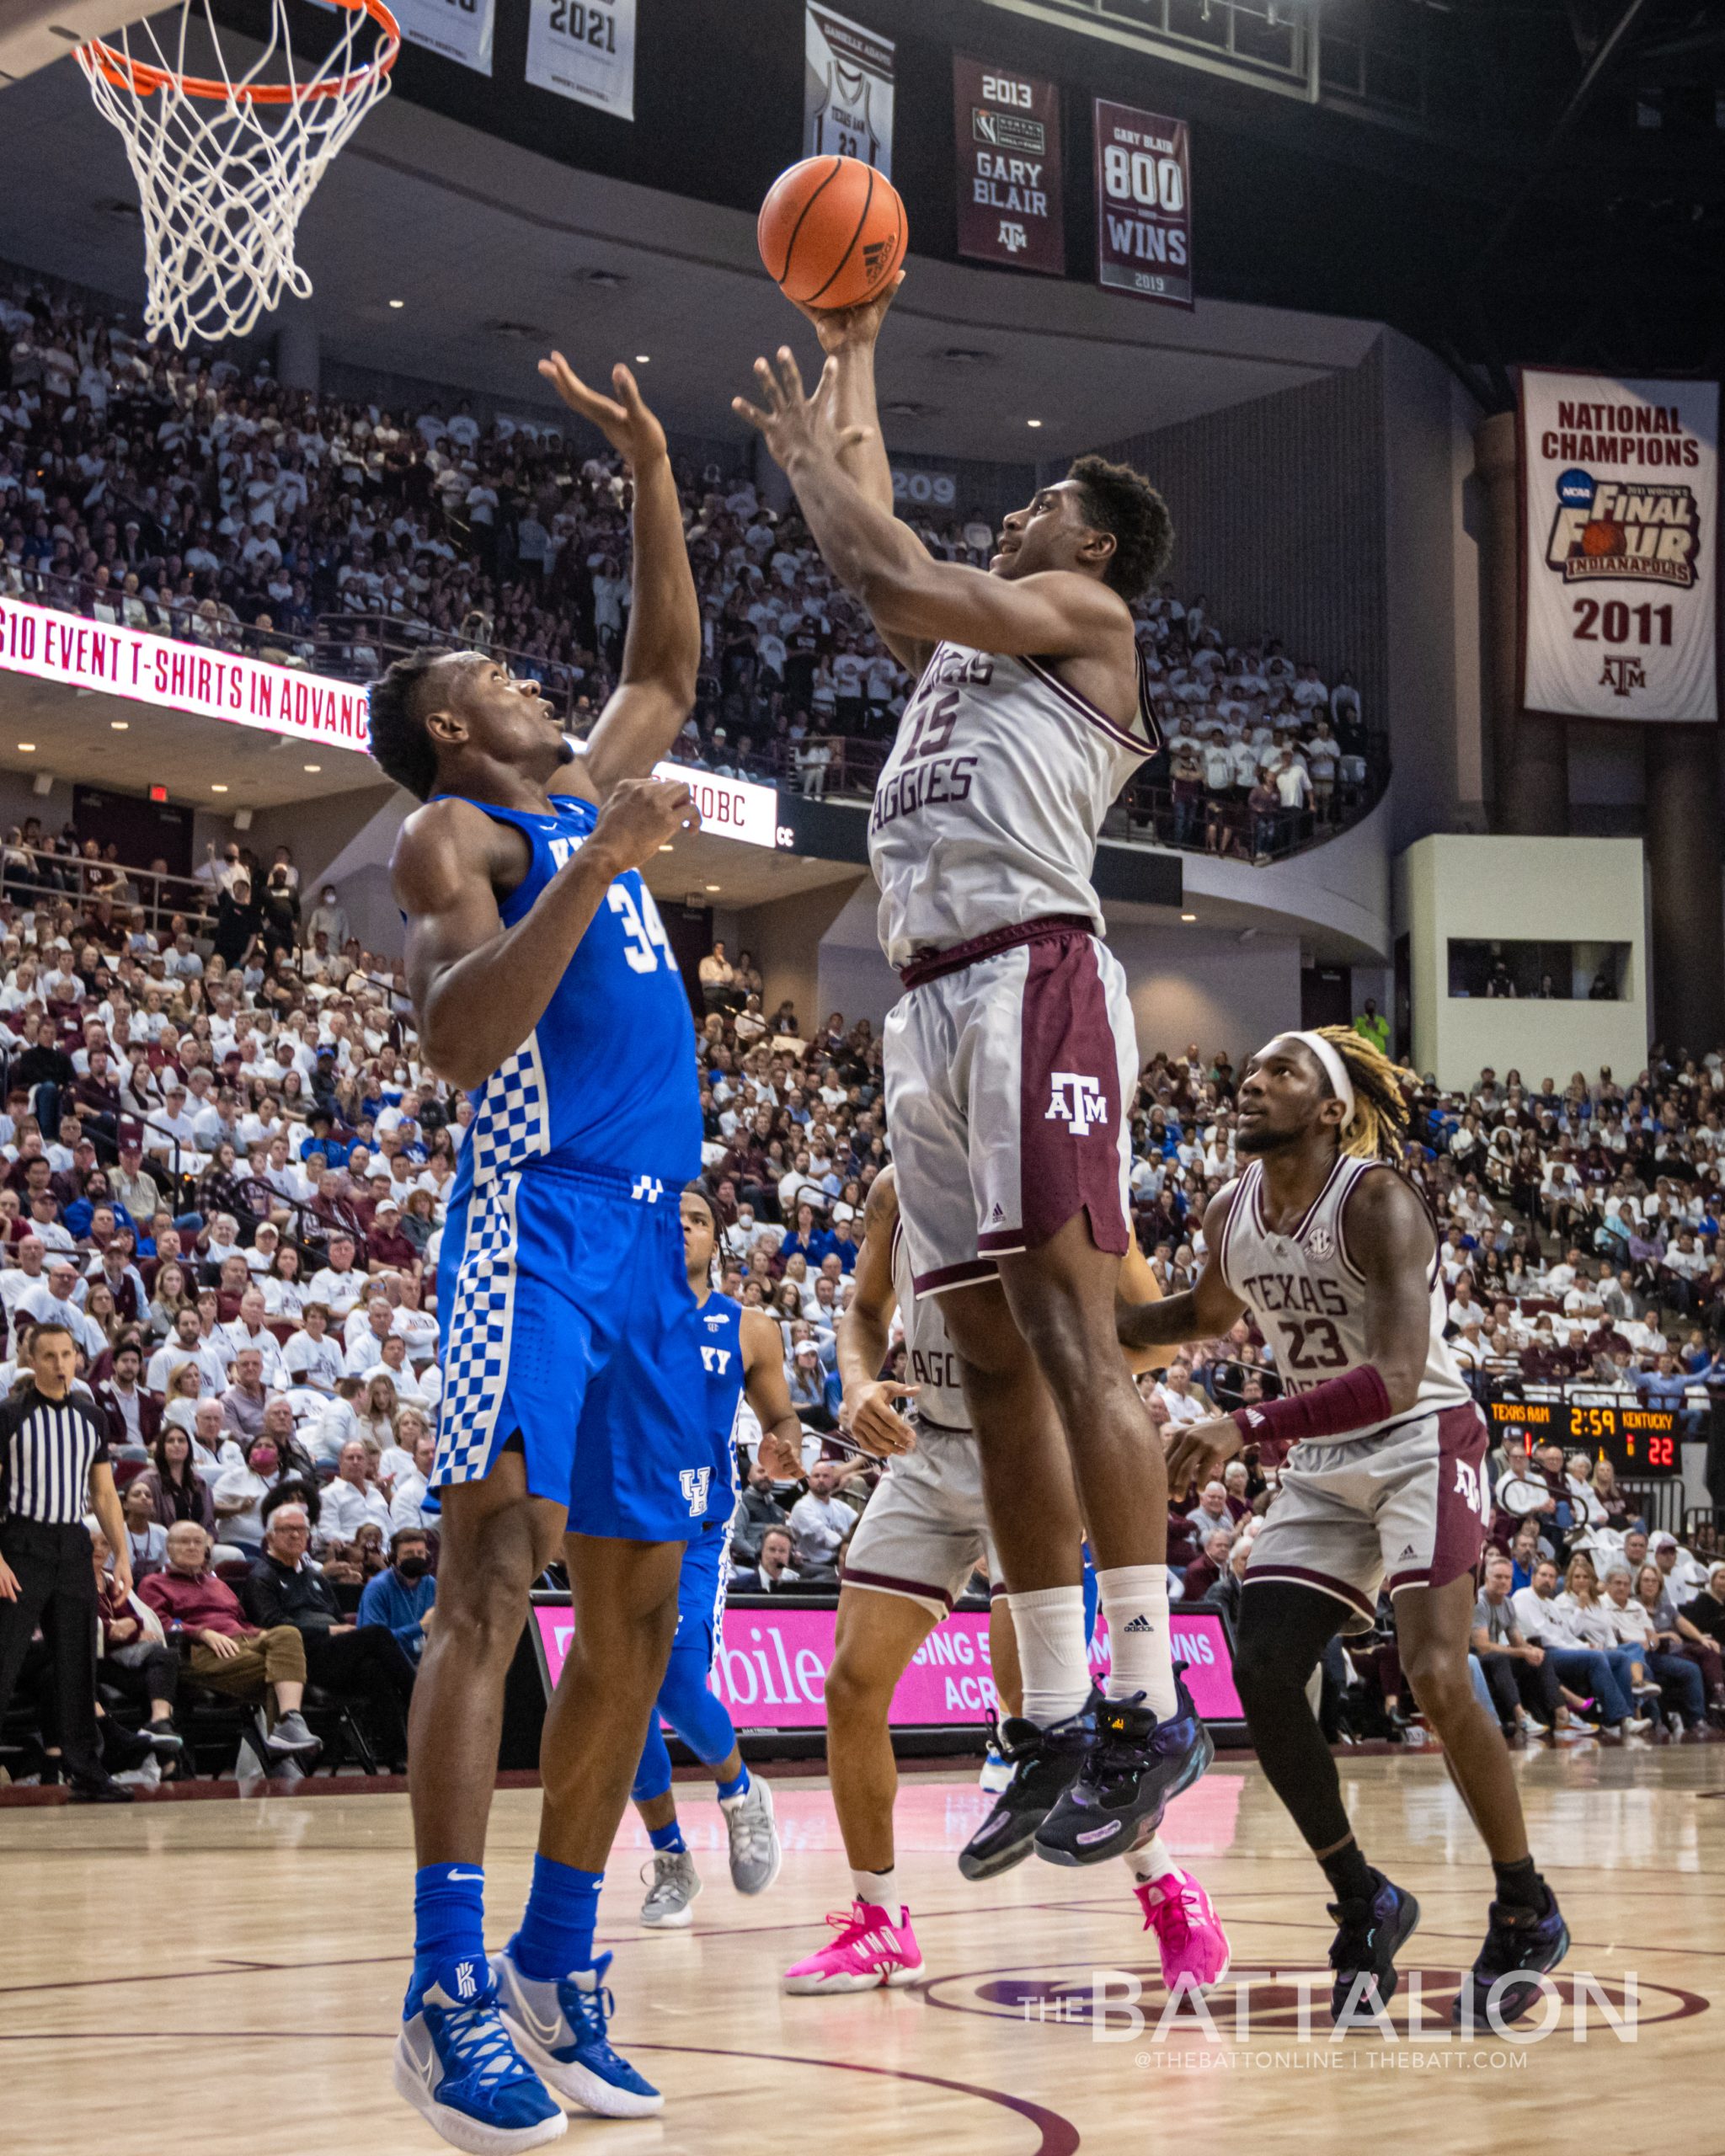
left=0, top=0, right=157, bottom=84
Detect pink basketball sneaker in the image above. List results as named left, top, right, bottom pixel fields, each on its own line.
left=782, top=1902, right=923, bottom=1994
left=1135, top=1866, right=1231, bottom=1990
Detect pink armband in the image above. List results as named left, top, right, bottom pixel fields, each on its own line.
left=1232, top=1364, right=1393, bottom=1448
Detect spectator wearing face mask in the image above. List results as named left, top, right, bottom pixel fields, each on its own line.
left=357, top=1526, right=438, bottom=1662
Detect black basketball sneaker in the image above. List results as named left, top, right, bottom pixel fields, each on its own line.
left=1327, top=1870, right=1422, bottom=2021
left=1452, top=1892, right=1569, bottom=2030
left=957, top=1701, right=1097, bottom=1882
left=1031, top=1681, right=1212, bottom=1867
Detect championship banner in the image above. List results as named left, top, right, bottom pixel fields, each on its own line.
left=1520, top=369, right=1718, bottom=722
left=804, top=3, right=895, bottom=176
left=525, top=0, right=636, bottom=120
left=382, top=0, right=494, bottom=74
left=953, top=55, right=1064, bottom=276
left=1093, top=99, right=1193, bottom=310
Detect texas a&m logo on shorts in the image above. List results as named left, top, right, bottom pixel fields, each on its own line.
left=1046, top=1070, right=1108, bottom=1138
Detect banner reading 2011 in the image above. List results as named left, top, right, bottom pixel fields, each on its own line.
left=1520, top=369, right=1717, bottom=722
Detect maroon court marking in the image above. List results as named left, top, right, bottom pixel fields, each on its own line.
left=0, top=2030, right=1080, bottom=2153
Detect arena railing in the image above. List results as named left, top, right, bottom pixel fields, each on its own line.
left=318, top=612, right=1392, bottom=866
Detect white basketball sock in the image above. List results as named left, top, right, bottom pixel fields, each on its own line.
left=1007, top=1584, right=1093, bottom=1726
left=1124, top=1834, right=1178, bottom=1885
left=1097, top=1565, right=1178, bottom=1717
left=851, top=1867, right=897, bottom=1910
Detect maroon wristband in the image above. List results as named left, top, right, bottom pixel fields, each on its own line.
left=1232, top=1363, right=1393, bottom=1448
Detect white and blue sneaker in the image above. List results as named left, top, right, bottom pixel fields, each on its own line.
left=493, top=1946, right=664, bottom=2119
left=394, top=1956, right=567, bottom=2154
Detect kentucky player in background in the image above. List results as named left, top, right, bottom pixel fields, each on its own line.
left=735, top=286, right=1208, bottom=1881
left=628, top=1184, right=807, bottom=1929
left=780, top=1164, right=1229, bottom=1998
left=368, top=355, right=708, bottom=2151
left=1118, top=1027, right=1567, bottom=2030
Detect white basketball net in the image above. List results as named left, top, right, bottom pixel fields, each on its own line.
left=77, top=0, right=399, bottom=350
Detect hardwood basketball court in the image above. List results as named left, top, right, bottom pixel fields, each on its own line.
left=5, top=1747, right=1719, bottom=2154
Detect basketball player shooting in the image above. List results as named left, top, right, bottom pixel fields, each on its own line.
left=734, top=290, right=1209, bottom=1876
left=778, top=1164, right=1230, bottom=1997
left=367, top=356, right=712, bottom=2152
left=1117, top=1027, right=1569, bottom=2028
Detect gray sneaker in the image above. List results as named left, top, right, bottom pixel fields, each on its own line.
left=722, top=1773, right=782, bottom=1897
left=640, top=1849, right=701, bottom=1928
left=264, top=1710, right=320, bottom=1756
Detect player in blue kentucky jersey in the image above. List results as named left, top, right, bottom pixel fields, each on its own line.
left=624, top=1185, right=809, bottom=1929
left=369, top=354, right=711, bottom=2153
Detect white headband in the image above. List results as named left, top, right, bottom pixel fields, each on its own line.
left=1289, top=1031, right=1356, bottom=1123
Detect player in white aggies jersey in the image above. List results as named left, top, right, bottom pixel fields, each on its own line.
left=1118, top=1027, right=1567, bottom=2033
left=781, top=1167, right=1229, bottom=1998
left=737, top=279, right=1207, bottom=1881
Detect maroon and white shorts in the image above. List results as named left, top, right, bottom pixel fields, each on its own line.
left=883, top=918, right=1137, bottom=1297
left=1243, top=1401, right=1491, bottom=1620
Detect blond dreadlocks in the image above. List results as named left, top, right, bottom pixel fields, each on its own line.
left=1310, top=1025, right=1418, bottom=1163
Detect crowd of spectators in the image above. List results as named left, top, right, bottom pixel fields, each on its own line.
left=0, top=265, right=1377, bottom=854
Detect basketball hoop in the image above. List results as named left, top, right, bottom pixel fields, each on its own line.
left=76, top=0, right=400, bottom=350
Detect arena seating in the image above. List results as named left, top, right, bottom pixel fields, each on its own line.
left=1, top=263, right=1385, bottom=866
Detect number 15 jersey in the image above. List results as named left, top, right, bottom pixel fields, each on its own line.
left=435, top=790, right=701, bottom=1189
left=1215, top=1154, right=1472, bottom=1444
left=868, top=641, right=1157, bottom=969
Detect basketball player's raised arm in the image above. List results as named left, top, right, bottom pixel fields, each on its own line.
left=735, top=349, right=1122, bottom=659
left=740, top=1307, right=809, bottom=1481
left=392, top=781, right=697, bottom=1091
left=1116, top=1189, right=1247, bottom=1354
left=787, top=276, right=930, bottom=675
left=836, top=1170, right=916, bottom=1457
left=537, top=356, right=700, bottom=797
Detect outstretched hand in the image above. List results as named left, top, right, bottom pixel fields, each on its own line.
left=537, top=355, right=667, bottom=470
left=1164, top=1412, right=1245, bottom=1502
left=732, top=347, right=871, bottom=475
left=788, top=269, right=905, bottom=355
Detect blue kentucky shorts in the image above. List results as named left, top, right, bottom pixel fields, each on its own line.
left=432, top=1161, right=713, bottom=1542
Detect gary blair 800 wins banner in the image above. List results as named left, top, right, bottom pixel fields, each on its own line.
left=1521, top=369, right=1717, bottom=722
left=1093, top=100, right=1192, bottom=310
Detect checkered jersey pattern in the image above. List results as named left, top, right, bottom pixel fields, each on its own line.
left=433, top=1171, right=522, bottom=1487
left=468, top=1032, right=552, bottom=1183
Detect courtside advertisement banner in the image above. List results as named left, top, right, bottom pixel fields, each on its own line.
left=804, top=3, right=895, bottom=178
left=1520, top=369, right=1718, bottom=721
left=1093, top=100, right=1193, bottom=310
left=535, top=1602, right=1243, bottom=1729
left=953, top=55, right=1065, bottom=276
left=524, top=0, right=636, bottom=120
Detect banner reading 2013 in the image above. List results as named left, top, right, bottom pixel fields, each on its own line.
left=1521, top=369, right=1717, bottom=722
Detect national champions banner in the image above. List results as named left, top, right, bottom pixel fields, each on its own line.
left=525, top=0, right=636, bottom=120
left=953, top=55, right=1064, bottom=276
left=1520, top=370, right=1717, bottom=722
left=804, top=3, right=895, bottom=176
left=381, top=0, right=494, bottom=73
left=1093, top=99, right=1192, bottom=310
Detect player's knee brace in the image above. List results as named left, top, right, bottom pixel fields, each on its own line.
left=1231, top=1581, right=1343, bottom=1710
left=656, top=1642, right=740, bottom=1768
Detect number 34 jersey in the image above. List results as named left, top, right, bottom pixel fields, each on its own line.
left=435, top=790, right=701, bottom=1189
left=868, top=641, right=1157, bottom=969
left=1215, top=1154, right=1473, bottom=1443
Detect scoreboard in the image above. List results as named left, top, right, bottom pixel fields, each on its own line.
left=1487, top=1396, right=1681, bottom=1474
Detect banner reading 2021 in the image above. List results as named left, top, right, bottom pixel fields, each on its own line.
left=1520, top=370, right=1717, bottom=722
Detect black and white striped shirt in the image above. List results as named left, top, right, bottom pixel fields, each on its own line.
left=0, top=1386, right=111, bottom=1528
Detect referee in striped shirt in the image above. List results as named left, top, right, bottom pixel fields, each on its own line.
left=0, top=1322, right=135, bottom=1801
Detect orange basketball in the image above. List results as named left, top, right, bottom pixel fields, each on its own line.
left=1581, top=519, right=1625, bottom=558
left=757, top=155, right=907, bottom=311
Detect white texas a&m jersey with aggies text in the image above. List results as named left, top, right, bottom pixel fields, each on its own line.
left=1215, top=1153, right=1473, bottom=1443
left=868, top=640, right=1157, bottom=969
left=889, top=1214, right=969, bottom=1431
